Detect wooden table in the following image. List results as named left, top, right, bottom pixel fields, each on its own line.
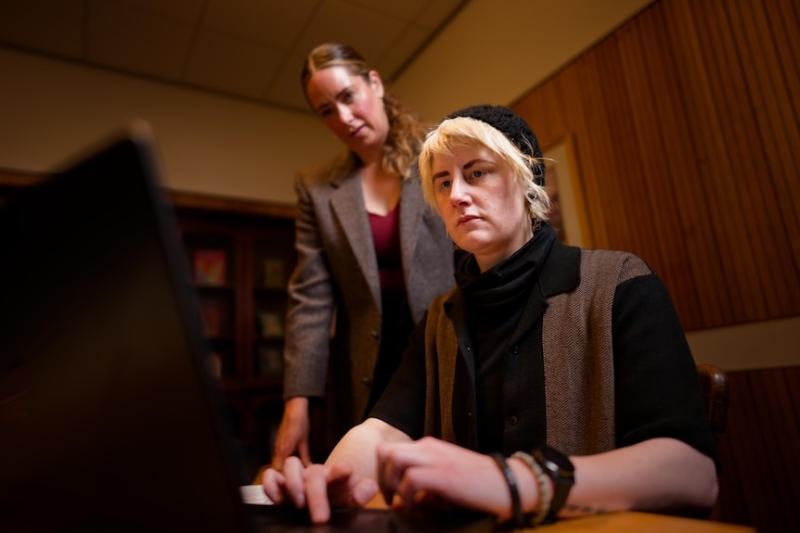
left=249, top=489, right=755, bottom=532
left=367, top=497, right=754, bottom=532
left=524, top=512, right=755, bottom=532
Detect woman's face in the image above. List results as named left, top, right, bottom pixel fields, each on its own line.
left=431, top=143, right=532, bottom=272
left=305, top=66, right=389, bottom=159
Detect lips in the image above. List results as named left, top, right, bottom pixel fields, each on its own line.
left=456, top=214, right=479, bottom=226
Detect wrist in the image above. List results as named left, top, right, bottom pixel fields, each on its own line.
left=510, top=452, right=553, bottom=526
left=284, top=396, right=309, bottom=417
left=507, top=457, right=542, bottom=514
left=489, top=453, right=524, bottom=528
left=532, top=446, right=575, bottom=523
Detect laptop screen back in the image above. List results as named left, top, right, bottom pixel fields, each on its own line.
left=0, top=125, right=252, bottom=532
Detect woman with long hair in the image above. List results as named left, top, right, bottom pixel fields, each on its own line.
left=270, top=43, right=456, bottom=470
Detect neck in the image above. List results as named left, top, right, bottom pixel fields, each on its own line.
left=475, top=226, right=535, bottom=273
left=354, top=133, right=387, bottom=167
left=361, top=164, right=401, bottom=216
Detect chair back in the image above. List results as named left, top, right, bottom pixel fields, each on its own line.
left=696, top=363, right=729, bottom=438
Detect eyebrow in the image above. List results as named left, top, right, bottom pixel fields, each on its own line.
left=431, top=158, right=490, bottom=180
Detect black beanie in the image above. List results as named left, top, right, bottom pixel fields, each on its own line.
left=445, top=104, right=545, bottom=186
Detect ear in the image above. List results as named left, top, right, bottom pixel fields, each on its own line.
left=368, top=70, right=385, bottom=99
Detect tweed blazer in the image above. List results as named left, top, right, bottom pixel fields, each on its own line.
left=283, top=151, right=455, bottom=434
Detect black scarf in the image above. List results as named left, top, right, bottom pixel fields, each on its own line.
left=453, top=222, right=556, bottom=452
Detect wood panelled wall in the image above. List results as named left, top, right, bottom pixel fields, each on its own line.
left=510, top=1, right=800, bottom=531
left=511, top=0, right=799, bottom=333
left=716, top=366, right=800, bottom=532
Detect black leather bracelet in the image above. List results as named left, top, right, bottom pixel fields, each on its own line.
left=490, top=452, right=525, bottom=529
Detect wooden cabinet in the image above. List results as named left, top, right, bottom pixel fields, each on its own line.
left=170, top=191, right=296, bottom=476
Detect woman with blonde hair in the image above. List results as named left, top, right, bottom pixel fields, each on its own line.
left=264, top=105, right=719, bottom=527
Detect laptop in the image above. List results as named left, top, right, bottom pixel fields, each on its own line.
left=0, top=125, right=496, bottom=532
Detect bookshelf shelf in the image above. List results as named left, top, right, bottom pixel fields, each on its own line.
left=171, top=191, right=297, bottom=472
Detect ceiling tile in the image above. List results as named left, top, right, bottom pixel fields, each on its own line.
left=202, top=0, right=318, bottom=50
left=341, top=0, right=429, bottom=21
left=97, top=0, right=205, bottom=24
left=184, top=30, right=283, bottom=99
left=375, top=24, right=430, bottom=83
left=293, top=0, right=407, bottom=65
left=263, top=50, right=312, bottom=112
left=0, top=0, right=470, bottom=112
left=0, top=0, right=84, bottom=59
left=415, top=0, right=469, bottom=31
left=86, top=1, right=194, bottom=80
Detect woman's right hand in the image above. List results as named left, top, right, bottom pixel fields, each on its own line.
left=262, top=456, right=378, bottom=524
left=271, top=397, right=312, bottom=470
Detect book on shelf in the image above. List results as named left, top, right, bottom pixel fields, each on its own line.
left=200, top=303, right=223, bottom=337
left=257, top=345, right=283, bottom=375
left=259, top=311, right=283, bottom=338
left=262, top=257, right=286, bottom=289
left=193, top=248, right=226, bottom=285
left=206, top=351, right=223, bottom=380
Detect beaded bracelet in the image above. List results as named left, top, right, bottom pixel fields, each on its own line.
left=511, top=451, right=552, bottom=526
left=489, top=452, right=525, bottom=529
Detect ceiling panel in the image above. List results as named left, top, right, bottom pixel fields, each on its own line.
left=0, top=0, right=471, bottom=113
left=375, top=25, right=431, bottom=83
left=291, top=1, right=407, bottom=65
left=0, top=0, right=84, bottom=58
left=184, top=30, right=284, bottom=98
left=414, top=0, right=470, bottom=31
left=87, top=1, right=195, bottom=80
left=201, top=0, right=318, bottom=50
left=345, top=0, right=431, bottom=21
left=104, top=0, right=206, bottom=25
left=264, top=49, right=314, bottom=111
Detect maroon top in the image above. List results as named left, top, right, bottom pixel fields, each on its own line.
left=368, top=202, right=406, bottom=296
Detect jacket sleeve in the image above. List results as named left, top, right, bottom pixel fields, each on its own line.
left=612, top=273, right=721, bottom=471
left=282, top=172, right=336, bottom=400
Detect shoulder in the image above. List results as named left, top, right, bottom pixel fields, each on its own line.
left=579, top=248, right=653, bottom=285
left=405, top=161, right=422, bottom=182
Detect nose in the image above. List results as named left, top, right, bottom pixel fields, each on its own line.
left=336, top=103, right=354, bottom=124
left=448, top=175, right=471, bottom=206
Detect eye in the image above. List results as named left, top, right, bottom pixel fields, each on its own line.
left=434, top=178, right=452, bottom=192
left=341, top=90, right=355, bottom=103
left=468, top=169, right=486, bottom=180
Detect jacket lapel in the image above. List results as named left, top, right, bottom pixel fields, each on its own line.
left=329, top=167, right=381, bottom=311
left=540, top=239, right=582, bottom=298
left=506, top=237, right=582, bottom=348
left=399, top=177, right=424, bottom=279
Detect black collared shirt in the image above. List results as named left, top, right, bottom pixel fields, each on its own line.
left=454, top=224, right=555, bottom=453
